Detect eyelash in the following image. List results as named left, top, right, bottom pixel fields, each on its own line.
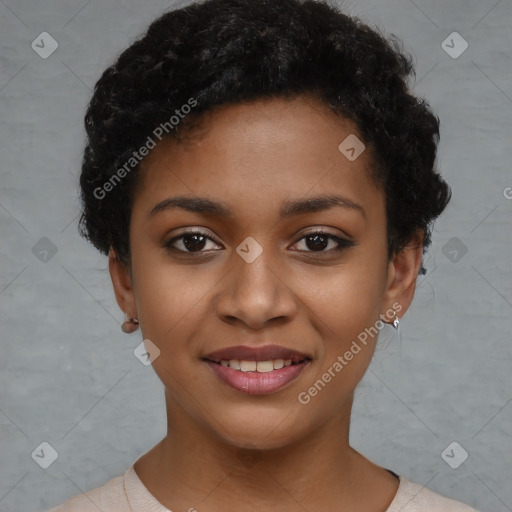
left=163, top=229, right=355, bottom=256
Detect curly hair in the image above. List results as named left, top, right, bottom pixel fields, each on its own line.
left=79, top=0, right=451, bottom=274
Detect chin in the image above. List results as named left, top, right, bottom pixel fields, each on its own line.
left=210, top=406, right=309, bottom=451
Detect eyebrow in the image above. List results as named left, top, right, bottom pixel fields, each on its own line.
left=149, top=194, right=366, bottom=220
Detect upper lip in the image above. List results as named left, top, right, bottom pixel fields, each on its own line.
left=204, top=344, right=311, bottom=363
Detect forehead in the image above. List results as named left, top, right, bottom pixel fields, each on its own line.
left=134, top=95, right=383, bottom=220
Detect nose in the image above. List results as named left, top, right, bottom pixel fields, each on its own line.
left=214, top=243, right=298, bottom=330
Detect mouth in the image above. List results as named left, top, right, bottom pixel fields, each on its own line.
left=203, top=345, right=312, bottom=395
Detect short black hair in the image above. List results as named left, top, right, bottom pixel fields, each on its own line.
left=79, top=0, right=451, bottom=274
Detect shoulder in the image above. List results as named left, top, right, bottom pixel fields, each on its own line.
left=387, top=476, right=480, bottom=512
left=44, top=470, right=128, bottom=512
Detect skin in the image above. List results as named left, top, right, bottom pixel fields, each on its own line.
left=109, top=95, right=423, bottom=512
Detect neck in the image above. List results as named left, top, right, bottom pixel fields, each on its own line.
left=133, top=392, right=399, bottom=511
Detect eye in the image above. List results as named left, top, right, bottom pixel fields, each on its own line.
left=164, top=230, right=222, bottom=254
left=291, top=231, right=355, bottom=254
left=164, top=229, right=355, bottom=256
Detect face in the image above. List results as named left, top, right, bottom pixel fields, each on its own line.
left=110, top=95, right=421, bottom=450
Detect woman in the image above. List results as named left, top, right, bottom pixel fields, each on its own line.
left=46, top=0, right=479, bottom=510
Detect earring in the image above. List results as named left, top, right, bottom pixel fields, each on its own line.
left=392, top=312, right=400, bottom=330
left=121, top=312, right=139, bottom=333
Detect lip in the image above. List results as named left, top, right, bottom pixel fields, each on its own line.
left=205, top=360, right=311, bottom=395
left=203, top=344, right=312, bottom=395
left=205, top=344, right=310, bottom=363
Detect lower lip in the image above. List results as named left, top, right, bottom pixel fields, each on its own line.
left=205, top=361, right=310, bottom=395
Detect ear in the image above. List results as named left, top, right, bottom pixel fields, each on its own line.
left=382, top=229, right=424, bottom=319
left=108, top=247, right=137, bottom=318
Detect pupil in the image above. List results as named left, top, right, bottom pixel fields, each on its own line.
left=181, top=234, right=330, bottom=252
left=307, top=234, right=328, bottom=251
left=184, top=234, right=206, bottom=251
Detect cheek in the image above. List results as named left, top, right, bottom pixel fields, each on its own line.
left=298, top=259, right=385, bottom=389
left=307, top=260, right=384, bottom=338
left=131, top=251, right=216, bottom=358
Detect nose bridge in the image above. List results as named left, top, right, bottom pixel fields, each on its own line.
left=237, top=239, right=278, bottom=293
left=234, top=234, right=282, bottom=304
left=215, top=234, right=296, bottom=328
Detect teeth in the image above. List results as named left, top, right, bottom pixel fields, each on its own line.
left=256, top=361, right=274, bottom=373
left=229, top=359, right=241, bottom=370
left=240, top=360, right=257, bottom=372
left=219, top=358, right=296, bottom=371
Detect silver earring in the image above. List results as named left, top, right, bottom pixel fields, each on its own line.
left=392, top=312, right=400, bottom=330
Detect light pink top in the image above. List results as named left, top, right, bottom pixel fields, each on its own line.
left=46, top=465, right=479, bottom=511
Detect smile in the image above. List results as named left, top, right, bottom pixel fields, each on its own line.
left=203, top=344, right=311, bottom=394
left=217, top=358, right=298, bottom=372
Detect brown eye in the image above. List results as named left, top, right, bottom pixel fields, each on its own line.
left=164, top=231, right=221, bottom=253
left=293, top=232, right=354, bottom=253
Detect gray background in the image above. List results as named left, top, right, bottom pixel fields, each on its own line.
left=0, top=0, right=511, bottom=510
